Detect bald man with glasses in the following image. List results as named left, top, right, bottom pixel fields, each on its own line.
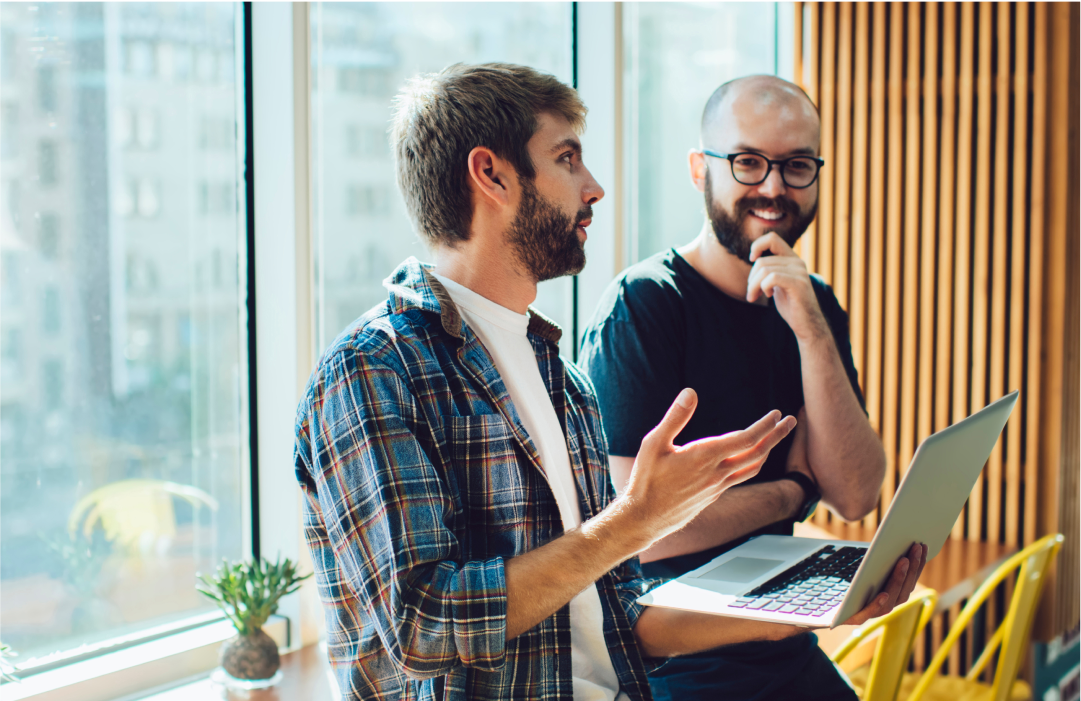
left=580, top=75, right=887, bottom=700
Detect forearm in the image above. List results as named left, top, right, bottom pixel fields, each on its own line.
left=639, top=480, right=803, bottom=563
left=633, top=606, right=806, bottom=658
left=504, top=498, right=648, bottom=640
left=798, top=331, right=886, bottom=520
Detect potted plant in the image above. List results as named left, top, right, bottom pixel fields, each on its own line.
left=1, top=643, right=19, bottom=683
left=196, top=557, right=311, bottom=685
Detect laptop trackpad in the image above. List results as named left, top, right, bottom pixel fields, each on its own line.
left=698, top=557, right=786, bottom=583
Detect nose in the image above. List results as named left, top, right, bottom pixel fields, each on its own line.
left=756, top=164, right=787, bottom=199
left=582, top=165, right=605, bottom=206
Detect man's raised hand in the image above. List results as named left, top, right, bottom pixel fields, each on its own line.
left=621, top=388, right=796, bottom=552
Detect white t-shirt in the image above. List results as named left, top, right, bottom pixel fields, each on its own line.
left=433, top=274, right=627, bottom=701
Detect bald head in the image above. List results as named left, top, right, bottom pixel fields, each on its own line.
left=700, top=75, right=820, bottom=148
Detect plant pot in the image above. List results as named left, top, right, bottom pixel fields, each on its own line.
left=219, top=628, right=280, bottom=681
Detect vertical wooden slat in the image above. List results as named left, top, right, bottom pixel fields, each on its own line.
left=819, top=3, right=837, bottom=281
left=1004, top=2, right=1028, bottom=550
left=986, top=0, right=1012, bottom=546
left=865, top=1, right=887, bottom=499
left=803, top=3, right=820, bottom=272
left=1025, top=3, right=1048, bottom=549
left=794, top=2, right=804, bottom=92
left=881, top=1, right=904, bottom=514
left=851, top=1, right=874, bottom=531
left=1047, top=0, right=1080, bottom=639
left=833, top=3, right=853, bottom=312
left=808, top=0, right=830, bottom=527
left=899, top=3, right=921, bottom=477
left=794, top=0, right=1076, bottom=652
left=918, top=3, right=938, bottom=449
left=951, top=1, right=976, bottom=541
left=792, top=1, right=804, bottom=263
left=936, top=3, right=957, bottom=438
left=967, top=1, right=993, bottom=543
left=930, top=610, right=944, bottom=674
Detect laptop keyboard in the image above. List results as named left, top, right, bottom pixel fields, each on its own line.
left=727, top=545, right=867, bottom=617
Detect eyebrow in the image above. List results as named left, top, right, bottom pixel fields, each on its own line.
left=732, top=143, right=817, bottom=157
left=550, top=138, right=582, bottom=156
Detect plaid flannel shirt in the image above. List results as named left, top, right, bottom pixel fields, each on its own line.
left=295, top=257, right=660, bottom=701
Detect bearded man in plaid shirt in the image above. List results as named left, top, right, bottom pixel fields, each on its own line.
left=294, top=63, right=925, bottom=701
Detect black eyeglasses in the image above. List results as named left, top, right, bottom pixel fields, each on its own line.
left=702, top=150, right=825, bottom=189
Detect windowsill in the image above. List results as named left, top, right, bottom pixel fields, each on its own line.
left=134, top=641, right=338, bottom=701
left=2, top=616, right=288, bottom=701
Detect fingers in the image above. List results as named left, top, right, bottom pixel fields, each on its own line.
left=898, top=543, right=927, bottom=603
left=846, top=543, right=929, bottom=625
left=642, top=388, right=698, bottom=450
left=719, top=460, right=764, bottom=489
left=748, top=232, right=795, bottom=262
left=705, top=415, right=796, bottom=478
left=729, top=418, right=796, bottom=468
left=688, top=410, right=789, bottom=458
left=747, top=265, right=801, bottom=304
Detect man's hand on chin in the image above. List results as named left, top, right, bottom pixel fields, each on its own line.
left=746, top=232, right=831, bottom=343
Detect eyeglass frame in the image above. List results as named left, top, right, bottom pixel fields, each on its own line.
left=701, top=149, right=826, bottom=189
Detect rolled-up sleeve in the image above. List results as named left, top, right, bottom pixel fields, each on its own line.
left=301, top=343, right=508, bottom=678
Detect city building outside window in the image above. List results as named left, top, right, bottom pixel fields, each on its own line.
left=0, top=1, right=250, bottom=675
left=621, top=2, right=789, bottom=263
left=310, top=1, right=574, bottom=356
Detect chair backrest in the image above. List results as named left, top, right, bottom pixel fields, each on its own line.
left=831, top=589, right=938, bottom=701
left=907, top=533, right=1064, bottom=701
left=68, top=479, right=220, bottom=552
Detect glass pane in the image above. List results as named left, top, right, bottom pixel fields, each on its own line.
left=310, top=2, right=574, bottom=356
left=0, top=2, right=248, bottom=665
left=623, top=2, right=778, bottom=263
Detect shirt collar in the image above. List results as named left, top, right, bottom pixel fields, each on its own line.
left=383, top=256, right=563, bottom=345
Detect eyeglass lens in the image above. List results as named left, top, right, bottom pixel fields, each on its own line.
left=731, top=154, right=819, bottom=188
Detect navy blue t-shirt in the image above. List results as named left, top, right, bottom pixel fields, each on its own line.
left=579, top=248, right=864, bottom=579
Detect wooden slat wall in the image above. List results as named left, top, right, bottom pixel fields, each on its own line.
left=794, top=1, right=1080, bottom=659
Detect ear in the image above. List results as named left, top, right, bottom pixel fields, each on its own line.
left=467, top=146, right=513, bottom=209
left=688, top=149, right=707, bottom=193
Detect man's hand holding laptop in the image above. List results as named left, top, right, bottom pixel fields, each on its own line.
left=783, top=406, right=928, bottom=628
left=620, top=389, right=927, bottom=658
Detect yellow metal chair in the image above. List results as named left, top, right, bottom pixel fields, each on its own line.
left=833, top=589, right=939, bottom=701
left=896, top=533, right=1064, bottom=701
left=68, top=479, right=219, bottom=554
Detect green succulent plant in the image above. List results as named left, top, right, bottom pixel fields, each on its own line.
left=1, top=642, right=19, bottom=683
left=196, top=557, right=311, bottom=637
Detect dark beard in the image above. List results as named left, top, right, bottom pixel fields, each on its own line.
left=704, top=169, right=817, bottom=263
left=508, top=177, right=589, bottom=283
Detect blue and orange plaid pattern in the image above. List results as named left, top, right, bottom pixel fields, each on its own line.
left=295, top=258, right=660, bottom=701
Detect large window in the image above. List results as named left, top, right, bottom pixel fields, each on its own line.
left=622, top=3, right=787, bottom=263
left=310, top=2, right=575, bottom=356
left=0, top=2, right=249, bottom=667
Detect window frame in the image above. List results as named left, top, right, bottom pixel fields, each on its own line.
left=2, top=4, right=310, bottom=698
left=4, top=3, right=793, bottom=697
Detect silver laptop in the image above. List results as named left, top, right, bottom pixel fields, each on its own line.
left=637, top=391, right=1019, bottom=629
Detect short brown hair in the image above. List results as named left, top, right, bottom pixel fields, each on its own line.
left=391, top=63, right=586, bottom=247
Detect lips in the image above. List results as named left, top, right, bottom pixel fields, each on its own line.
left=750, top=209, right=784, bottom=221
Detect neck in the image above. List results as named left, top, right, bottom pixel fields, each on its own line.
left=432, top=239, right=536, bottom=315
left=676, top=221, right=760, bottom=303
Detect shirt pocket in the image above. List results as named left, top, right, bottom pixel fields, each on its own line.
left=444, top=413, right=531, bottom=556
